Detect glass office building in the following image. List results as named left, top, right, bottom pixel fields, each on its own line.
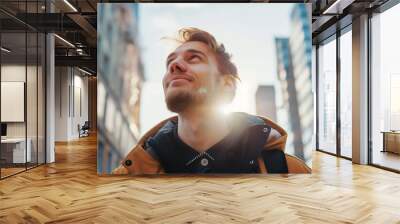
left=275, top=37, right=296, bottom=156
left=289, top=4, right=313, bottom=163
left=97, top=3, right=144, bottom=174
left=275, top=4, right=313, bottom=164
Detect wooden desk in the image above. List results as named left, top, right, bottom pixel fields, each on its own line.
left=381, top=131, right=400, bottom=154
left=1, top=138, right=31, bottom=163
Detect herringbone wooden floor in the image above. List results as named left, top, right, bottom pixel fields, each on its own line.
left=1, top=134, right=400, bottom=224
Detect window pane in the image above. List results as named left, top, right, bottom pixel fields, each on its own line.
left=318, top=37, right=337, bottom=154
left=1, top=30, right=27, bottom=177
left=340, top=30, right=352, bottom=158
left=371, top=4, right=400, bottom=171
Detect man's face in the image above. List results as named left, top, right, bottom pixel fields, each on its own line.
left=162, top=41, right=223, bottom=113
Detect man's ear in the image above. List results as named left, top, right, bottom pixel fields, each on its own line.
left=220, top=74, right=236, bottom=88
left=220, top=74, right=237, bottom=102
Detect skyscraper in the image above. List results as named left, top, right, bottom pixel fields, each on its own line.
left=256, top=85, right=278, bottom=122
left=275, top=37, right=303, bottom=159
left=274, top=4, right=313, bottom=162
left=289, top=4, right=313, bottom=162
left=97, top=4, right=144, bottom=174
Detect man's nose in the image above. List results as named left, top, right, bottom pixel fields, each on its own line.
left=169, top=59, right=187, bottom=74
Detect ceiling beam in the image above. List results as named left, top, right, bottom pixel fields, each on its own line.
left=55, top=55, right=96, bottom=71
left=67, top=13, right=97, bottom=46
left=322, top=0, right=356, bottom=14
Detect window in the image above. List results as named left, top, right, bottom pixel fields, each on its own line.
left=0, top=1, right=46, bottom=179
left=371, top=3, right=400, bottom=171
left=339, top=29, right=352, bottom=158
left=317, top=37, right=337, bottom=154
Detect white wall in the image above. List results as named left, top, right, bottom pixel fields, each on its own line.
left=1, top=64, right=46, bottom=164
left=55, top=66, right=69, bottom=141
left=1, top=66, right=26, bottom=135
left=54, top=67, right=89, bottom=141
left=73, top=73, right=89, bottom=137
left=1, top=65, right=39, bottom=138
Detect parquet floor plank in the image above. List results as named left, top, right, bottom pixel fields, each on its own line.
left=1, top=134, right=399, bottom=223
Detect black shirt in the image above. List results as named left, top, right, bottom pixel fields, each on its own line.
left=145, top=113, right=288, bottom=174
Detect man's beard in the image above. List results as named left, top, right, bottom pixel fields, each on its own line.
left=165, top=90, right=200, bottom=113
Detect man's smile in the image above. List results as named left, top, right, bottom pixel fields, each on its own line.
left=167, top=75, right=194, bottom=87
left=170, top=78, right=191, bottom=86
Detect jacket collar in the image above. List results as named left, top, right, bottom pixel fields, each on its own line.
left=137, top=112, right=288, bottom=151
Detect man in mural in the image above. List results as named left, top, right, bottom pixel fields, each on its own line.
left=113, top=27, right=310, bottom=174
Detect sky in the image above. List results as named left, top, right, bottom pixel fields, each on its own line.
left=137, top=3, right=294, bottom=134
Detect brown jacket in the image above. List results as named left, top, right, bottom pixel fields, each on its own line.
left=113, top=114, right=311, bottom=175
